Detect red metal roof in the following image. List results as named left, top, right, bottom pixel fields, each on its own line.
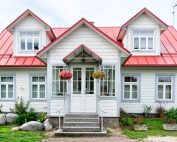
left=0, top=29, right=46, bottom=67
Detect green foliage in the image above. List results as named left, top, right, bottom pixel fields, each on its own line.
left=133, top=116, right=144, bottom=125
left=164, top=107, right=177, bottom=124
left=0, top=125, right=47, bottom=142
left=143, top=105, right=152, bottom=118
left=38, top=112, right=47, bottom=123
left=122, top=118, right=177, bottom=139
left=120, top=108, right=132, bottom=126
left=16, top=112, right=38, bottom=125
left=10, top=97, right=31, bottom=115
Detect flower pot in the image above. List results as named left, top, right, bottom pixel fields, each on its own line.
left=59, top=70, right=72, bottom=80
left=133, top=124, right=147, bottom=131
left=163, top=124, right=177, bottom=131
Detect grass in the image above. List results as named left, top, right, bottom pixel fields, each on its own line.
left=122, top=118, right=177, bottom=140
left=0, top=125, right=47, bottom=142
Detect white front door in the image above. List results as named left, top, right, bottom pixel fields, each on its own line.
left=71, top=66, right=96, bottom=113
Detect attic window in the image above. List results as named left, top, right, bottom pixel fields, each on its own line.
left=133, top=29, right=154, bottom=51
left=20, top=31, right=40, bottom=51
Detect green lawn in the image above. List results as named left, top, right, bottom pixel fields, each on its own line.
left=0, top=125, right=47, bottom=142
left=122, top=118, right=177, bottom=140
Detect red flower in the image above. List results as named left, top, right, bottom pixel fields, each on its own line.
left=59, top=70, right=72, bottom=80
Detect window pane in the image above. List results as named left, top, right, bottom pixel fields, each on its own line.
left=140, top=37, right=146, bottom=49
left=165, top=77, right=172, bottom=82
left=27, top=32, right=33, bottom=36
left=1, top=77, right=6, bottom=82
left=20, top=32, right=26, bottom=37
left=8, top=92, right=13, bottom=98
left=124, top=92, right=130, bottom=99
left=131, top=77, right=137, bottom=82
left=21, top=38, right=26, bottom=50
left=39, top=77, right=45, bottom=82
left=32, top=77, right=38, bottom=82
left=158, top=85, right=163, bottom=99
left=132, top=85, right=137, bottom=91
left=158, top=77, right=164, bottom=82
left=134, top=37, right=139, bottom=49
left=40, top=92, right=45, bottom=98
left=32, top=85, right=38, bottom=92
left=132, top=92, right=137, bottom=99
left=40, top=85, right=45, bottom=92
left=34, top=38, right=39, bottom=50
left=148, top=37, right=153, bottom=49
left=124, top=85, right=130, bottom=91
left=27, top=38, right=32, bottom=50
left=125, top=77, right=131, bottom=82
left=165, top=85, right=171, bottom=99
left=32, top=92, right=37, bottom=98
left=8, top=85, right=13, bottom=92
left=1, top=85, right=6, bottom=98
left=7, top=77, right=13, bottom=82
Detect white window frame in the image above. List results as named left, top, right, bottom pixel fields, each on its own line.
left=31, top=76, right=46, bottom=100
left=123, top=75, right=139, bottom=101
left=52, top=66, right=67, bottom=97
left=19, top=31, right=41, bottom=51
left=100, top=65, right=115, bottom=97
left=0, top=76, right=14, bottom=100
left=133, top=29, right=154, bottom=51
left=156, top=75, right=173, bottom=101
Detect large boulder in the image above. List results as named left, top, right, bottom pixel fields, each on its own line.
left=6, top=113, right=18, bottom=123
left=44, top=119, right=53, bottom=131
left=0, top=113, right=6, bottom=125
left=11, top=127, right=21, bottom=132
left=20, top=121, right=44, bottom=131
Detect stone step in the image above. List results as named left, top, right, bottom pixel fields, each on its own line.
left=54, top=131, right=107, bottom=137
left=63, top=122, right=100, bottom=127
left=64, top=118, right=99, bottom=122
left=63, top=127, right=100, bottom=132
left=65, top=114, right=98, bottom=118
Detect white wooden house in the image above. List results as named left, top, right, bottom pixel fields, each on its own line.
left=0, top=8, right=176, bottom=132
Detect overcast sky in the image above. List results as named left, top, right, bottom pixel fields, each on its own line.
left=0, top=0, right=176, bottom=31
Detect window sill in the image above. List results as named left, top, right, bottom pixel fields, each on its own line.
left=156, top=100, right=174, bottom=103
left=0, top=99, right=15, bottom=102
left=121, top=99, right=140, bottom=103
left=30, top=99, right=47, bottom=102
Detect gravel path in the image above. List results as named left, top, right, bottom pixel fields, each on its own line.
left=42, top=129, right=137, bottom=142
left=144, top=136, right=177, bottom=142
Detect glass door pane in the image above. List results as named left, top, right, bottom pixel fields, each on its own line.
left=85, top=68, right=94, bottom=94
left=73, top=68, right=82, bottom=94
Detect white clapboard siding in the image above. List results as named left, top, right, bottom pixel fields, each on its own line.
left=0, top=68, right=47, bottom=112
left=49, top=25, right=119, bottom=64
left=14, top=15, right=48, bottom=56
left=123, top=14, right=161, bottom=56
left=49, top=99, right=65, bottom=116
left=120, top=68, right=177, bottom=113
left=99, top=100, right=118, bottom=117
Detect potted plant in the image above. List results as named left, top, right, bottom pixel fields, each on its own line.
left=59, top=70, right=72, bottom=80
left=92, top=70, right=105, bottom=79
left=163, top=107, right=177, bottom=130
left=133, top=116, right=147, bottom=131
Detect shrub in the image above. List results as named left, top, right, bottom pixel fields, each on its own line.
left=16, top=112, right=38, bottom=125
left=120, top=108, right=131, bottom=126
left=143, top=105, right=152, bottom=118
left=10, top=97, right=31, bottom=115
left=156, top=102, right=165, bottom=118
left=164, top=107, right=177, bottom=124
left=38, top=112, right=47, bottom=123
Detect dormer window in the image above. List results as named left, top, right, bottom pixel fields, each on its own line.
left=20, top=31, right=40, bottom=51
left=133, top=29, right=154, bottom=51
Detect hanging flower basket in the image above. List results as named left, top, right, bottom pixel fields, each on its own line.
left=59, top=70, right=72, bottom=80
left=92, top=70, right=105, bottom=79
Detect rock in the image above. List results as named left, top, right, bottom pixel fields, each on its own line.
left=133, top=124, right=148, bottom=131
left=0, top=113, right=6, bottom=125
left=11, top=127, right=21, bottom=132
left=163, top=124, right=177, bottom=130
left=44, top=119, right=53, bottom=131
left=21, top=121, right=44, bottom=131
left=6, top=113, right=18, bottom=123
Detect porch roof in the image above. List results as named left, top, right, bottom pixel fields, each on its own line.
left=63, top=44, right=102, bottom=64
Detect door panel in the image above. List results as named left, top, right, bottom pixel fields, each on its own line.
left=71, top=66, right=96, bottom=113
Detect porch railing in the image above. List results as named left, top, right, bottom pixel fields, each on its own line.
left=57, top=93, right=69, bottom=131
left=98, top=103, right=106, bottom=132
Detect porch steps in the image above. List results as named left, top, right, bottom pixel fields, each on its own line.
left=54, top=113, right=107, bottom=136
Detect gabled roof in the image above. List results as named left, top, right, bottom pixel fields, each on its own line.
left=117, top=8, right=168, bottom=40
left=63, top=44, right=102, bottom=64
left=37, top=18, right=130, bottom=56
left=123, top=26, right=177, bottom=67
left=6, top=9, right=56, bottom=40
left=0, top=29, right=46, bottom=67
